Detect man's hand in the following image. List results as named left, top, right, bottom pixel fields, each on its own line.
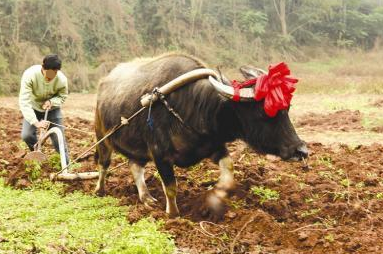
left=42, top=100, right=52, bottom=110
left=34, top=120, right=50, bottom=129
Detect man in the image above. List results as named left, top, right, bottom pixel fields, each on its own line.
left=19, top=54, right=69, bottom=164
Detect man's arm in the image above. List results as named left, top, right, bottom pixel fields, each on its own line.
left=18, top=71, right=38, bottom=125
left=50, top=78, right=68, bottom=107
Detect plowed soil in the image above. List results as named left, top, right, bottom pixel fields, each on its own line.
left=296, top=110, right=364, bottom=132
left=371, top=99, right=383, bottom=108
left=1, top=106, right=383, bottom=254
left=371, top=126, right=383, bottom=133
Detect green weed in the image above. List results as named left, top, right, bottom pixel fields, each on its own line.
left=272, top=175, right=282, bottom=183
left=79, top=139, right=91, bottom=148
left=230, top=199, right=246, bottom=209
left=17, top=141, right=28, bottom=150
left=318, top=155, right=334, bottom=169
left=300, top=208, right=321, bottom=218
left=257, top=158, right=267, bottom=167
left=318, top=171, right=334, bottom=180
left=250, top=186, right=280, bottom=204
left=333, top=191, right=348, bottom=201
left=298, top=182, right=309, bottom=190
left=29, top=179, right=66, bottom=194
left=305, top=194, right=319, bottom=204
left=69, top=162, right=82, bottom=171
left=48, top=153, right=62, bottom=171
left=355, top=182, right=365, bottom=188
left=24, top=160, right=42, bottom=182
left=340, top=178, right=351, bottom=188
left=324, top=233, right=335, bottom=243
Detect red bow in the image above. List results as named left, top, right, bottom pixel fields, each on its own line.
left=254, top=62, right=298, bottom=117
left=231, top=62, right=298, bottom=117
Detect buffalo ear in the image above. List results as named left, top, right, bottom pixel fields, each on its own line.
left=239, top=65, right=267, bottom=80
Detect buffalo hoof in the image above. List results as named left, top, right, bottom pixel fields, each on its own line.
left=166, top=204, right=180, bottom=218
left=94, top=187, right=106, bottom=197
left=141, top=194, right=158, bottom=208
left=218, top=179, right=236, bottom=192
left=167, top=210, right=180, bottom=219
left=201, top=190, right=228, bottom=222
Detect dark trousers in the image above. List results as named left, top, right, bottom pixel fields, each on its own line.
left=21, top=108, right=70, bottom=164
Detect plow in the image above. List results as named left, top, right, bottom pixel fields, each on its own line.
left=25, top=123, right=100, bottom=181
left=22, top=109, right=99, bottom=181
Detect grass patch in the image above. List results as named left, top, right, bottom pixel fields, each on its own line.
left=300, top=208, right=321, bottom=218
left=47, top=153, right=62, bottom=172
left=0, top=179, right=175, bottom=254
left=362, top=115, right=383, bottom=130
left=250, top=186, right=280, bottom=204
left=292, top=57, right=346, bottom=75
left=292, top=50, right=383, bottom=95
left=24, top=160, right=42, bottom=182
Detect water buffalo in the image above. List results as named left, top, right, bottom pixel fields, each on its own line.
left=94, top=53, right=308, bottom=218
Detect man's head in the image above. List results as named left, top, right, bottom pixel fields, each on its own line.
left=42, top=54, right=61, bottom=81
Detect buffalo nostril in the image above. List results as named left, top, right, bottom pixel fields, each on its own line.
left=296, top=144, right=309, bottom=158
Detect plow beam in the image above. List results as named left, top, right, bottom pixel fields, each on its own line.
left=50, top=172, right=99, bottom=181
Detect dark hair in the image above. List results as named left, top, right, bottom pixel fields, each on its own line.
left=42, top=54, right=62, bottom=70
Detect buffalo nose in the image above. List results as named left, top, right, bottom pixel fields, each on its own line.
left=296, top=144, right=309, bottom=158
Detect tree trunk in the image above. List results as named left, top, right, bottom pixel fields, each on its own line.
left=13, top=0, right=20, bottom=44
left=273, top=0, right=288, bottom=37
left=280, top=0, right=287, bottom=37
left=232, top=0, right=236, bottom=30
left=190, top=0, right=203, bottom=38
left=342, top=0, right=347, bottom=30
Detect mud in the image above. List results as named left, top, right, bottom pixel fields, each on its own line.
left=371, top=99, right=383, bottom=108
left=371, top=126, right=383, bottom=133
left=1, top=107, right=383, bottom=254
left=296, top=110, right=364, bottom=132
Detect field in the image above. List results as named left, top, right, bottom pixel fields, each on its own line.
left=1, top=54, right=383, bottom=253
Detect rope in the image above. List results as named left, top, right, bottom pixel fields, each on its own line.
left=151, top=87, right=201, bottom=135
left=156, top=90, right=186, bottom=125
left=108, top=160, right=129, bottom=173
left=48, top=122, right=93, bottom=135
left=52, top=106, right=146, bottom=177
left=146, top=89, right=156, bottom=130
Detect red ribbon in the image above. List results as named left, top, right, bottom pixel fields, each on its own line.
left=231, top=78, right=257, bottom=102
left=231, top=62, right=298, bottom=117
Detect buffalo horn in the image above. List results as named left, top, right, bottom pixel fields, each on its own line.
left=141, top=68, right=219, bottom=107
left=208, top=76, right=254, bottom=100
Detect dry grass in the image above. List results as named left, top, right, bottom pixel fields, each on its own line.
left=292, top=49, right=383, bottom=94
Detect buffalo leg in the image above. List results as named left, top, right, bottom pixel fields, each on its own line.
left=130, top=161, right=157, bottom=206
left=216, top=156, right=235, bottom=190
left=154, top=159, right=179, bottom=217
left=205, top=154, right=234, bottom=219
left=94, top=142, right=112, bottom=196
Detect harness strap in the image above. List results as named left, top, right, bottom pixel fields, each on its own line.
left=147, top=87, right=201, bottom=135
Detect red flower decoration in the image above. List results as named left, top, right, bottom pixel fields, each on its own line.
left=254, top=62, right=298, bottom=117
